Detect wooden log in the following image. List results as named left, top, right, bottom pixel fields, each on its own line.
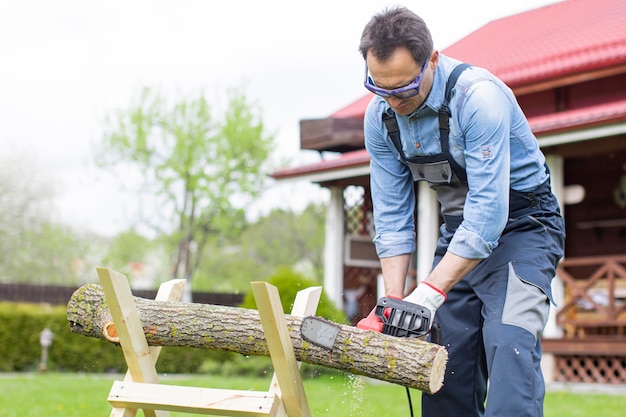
left=67, top=284, right=447, bottom=394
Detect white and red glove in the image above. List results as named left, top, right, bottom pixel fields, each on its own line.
left=403, top=282, right=446, bottom=329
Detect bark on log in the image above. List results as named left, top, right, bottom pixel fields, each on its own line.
left=66, top=284, right=447, bottom=394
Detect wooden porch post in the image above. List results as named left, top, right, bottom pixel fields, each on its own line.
left=545, top=154, right=565, bottom=339
left=417, top=181, right=439, bottom=284
left=324, top=186, right=345, bottom=309
left=543, top=154, right=566, bottom=384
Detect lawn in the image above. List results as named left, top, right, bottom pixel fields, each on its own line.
left=1, top=372, right=625, bottom=416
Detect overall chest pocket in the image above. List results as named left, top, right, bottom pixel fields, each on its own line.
left=407, top=160, right=453, bottom=184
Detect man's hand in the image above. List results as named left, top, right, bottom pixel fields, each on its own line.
left=403, top=282, right=446, bottom=329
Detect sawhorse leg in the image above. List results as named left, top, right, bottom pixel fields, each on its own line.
left=251, top=282, right=321, bottom=417
left=98, top=267, right=185, bottom=417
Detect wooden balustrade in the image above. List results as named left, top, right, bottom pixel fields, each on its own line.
left=556, top=255, right=626, bottom=337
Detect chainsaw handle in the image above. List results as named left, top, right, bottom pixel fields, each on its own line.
left=374, top=297, right=432, bottom=338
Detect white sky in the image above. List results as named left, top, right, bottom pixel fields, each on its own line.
left=0, top=0, right=562, bottom=236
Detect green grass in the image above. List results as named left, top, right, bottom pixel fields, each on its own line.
left=1, top=372, right=625, bottom=416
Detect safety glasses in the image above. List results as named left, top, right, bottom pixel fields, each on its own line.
left=364, top=58, right=429, bottom=99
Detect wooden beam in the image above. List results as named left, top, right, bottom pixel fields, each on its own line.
left=252, top=282, right=312, bottom=417
left=268, top=286, right=322, bottom=397
left=299, top=118, right=364, bottom=152
left=514, top=64, right=626, bottom=96
left=542, top=337, right=626, bottom=355
left=97, top=268, right=169, bottom=417
left=109, top=279, right=186, bottom=417
left=108, top=381, right=281, bottom=416
left=109, top=278, right=186, bottom=417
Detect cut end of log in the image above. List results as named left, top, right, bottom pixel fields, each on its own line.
left=429, top=347, right=448, bottom=394
left=102, top=321, right=120, bottom=343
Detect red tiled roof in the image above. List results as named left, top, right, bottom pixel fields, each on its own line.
left=444, top=0, right=626, bottom=87
left=330, top=94, right=374, bottom=119
left=330, top=0, right=626, bottom=120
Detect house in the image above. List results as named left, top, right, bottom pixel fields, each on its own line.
left=272, top=0, right=626, bottom=384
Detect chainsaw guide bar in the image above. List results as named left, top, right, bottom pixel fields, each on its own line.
left=300, top=316, right=341, bottom=350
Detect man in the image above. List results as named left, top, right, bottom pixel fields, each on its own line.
left=356, top=6, right=565, bottom=417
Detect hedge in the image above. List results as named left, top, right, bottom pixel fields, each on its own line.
left=0, top=301, right=219, bottom=373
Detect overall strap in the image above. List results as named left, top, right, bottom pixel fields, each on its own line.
left=382, top=111, right=403, bottom=157
left=438, top=63, right=471, bottom=153
left=384, top=63, right=472, bottom=158
left=445, top=63, right=471, bottom=103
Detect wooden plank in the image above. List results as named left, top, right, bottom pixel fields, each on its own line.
left=542, top=337, right=626, bottom=355
left=98, top=267, right=167, bottom=417
left=289, top=286, right=322, bottom=317
left=251, top=282, right=312, bottom=417
left=268, top=287, right=322, bottom=398
left=299, top=118, right=364, bottom=152
left=559, top=255, right=626, bottom=267
left=110, top=279, right=186, bottom=417
left=108, top=381, right=280, bottom=416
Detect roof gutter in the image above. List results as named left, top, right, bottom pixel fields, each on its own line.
left=537, top=121, right=626, bottom=147
left=273, top=165, right=371, bottom=184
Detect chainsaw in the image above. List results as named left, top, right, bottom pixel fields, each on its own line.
left=301, top=297, right=443, bottom=351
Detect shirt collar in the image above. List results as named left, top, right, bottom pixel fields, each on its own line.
left=421, top=63, right=446, bottom=113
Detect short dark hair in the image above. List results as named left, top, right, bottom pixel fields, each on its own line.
left=359, top=6, right=433, bottom=65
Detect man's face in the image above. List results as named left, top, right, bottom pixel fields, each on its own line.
left=366, top=47, right=437, bottom=116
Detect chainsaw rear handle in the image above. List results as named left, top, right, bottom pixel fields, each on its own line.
left=375, top=297, right=432, bottom=338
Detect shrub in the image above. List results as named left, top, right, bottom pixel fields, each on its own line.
left=239, top=267, right=348, bottom=324
left=0, top=302, right=218, bottom=373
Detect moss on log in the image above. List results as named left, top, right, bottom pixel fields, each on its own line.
left=67, top=284, right=447, bottom=394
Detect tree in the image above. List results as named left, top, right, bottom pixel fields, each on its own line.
left=102, top=229, right=155, bottom=268
left=0, top=153, right=55, bottom=243
left=0, top=154, right=95, bottom=284
left=242, top=205, right=326, bottom=280
left=98, top=88, right=275, bottom=285
left=193, top=204, right=326, bottom=293
left=17, top=221, right=94, bottom=284
left=100, top=229, right=170, bottom=289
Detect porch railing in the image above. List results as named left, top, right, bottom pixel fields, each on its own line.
left=556, top=255, right=626, bottom=337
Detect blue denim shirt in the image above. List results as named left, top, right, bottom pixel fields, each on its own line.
left=364, top=54, right=548, bottom=260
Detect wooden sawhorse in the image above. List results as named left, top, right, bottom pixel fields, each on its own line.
left=96, top=267, right=321, bottom=417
